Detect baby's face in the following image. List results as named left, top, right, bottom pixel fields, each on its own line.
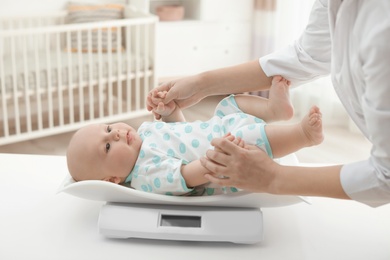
left=68, top=122, right=142, bottom=182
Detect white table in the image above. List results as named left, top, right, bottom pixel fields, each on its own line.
left=1, top=153, right=389, bottom=260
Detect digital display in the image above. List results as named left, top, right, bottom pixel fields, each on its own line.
left=160, top=215, right=201, bottom=228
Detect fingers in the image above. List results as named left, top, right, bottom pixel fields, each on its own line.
left=147, top=81, right=172, bottom=109
left=211, top=137, right=241, bottom=156
left=200, top=156, right=230, bottom=180
left=163, top=88, right=176, bottom=105
left=146, top=94, right=155, bottom=112
left=204, top=173, right=232, bottom=187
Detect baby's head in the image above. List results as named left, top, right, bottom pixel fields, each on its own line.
left=66, top=122, right=142, bottom=184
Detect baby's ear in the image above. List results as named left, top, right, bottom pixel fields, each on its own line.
left=103, top=176, right=121, bottom=184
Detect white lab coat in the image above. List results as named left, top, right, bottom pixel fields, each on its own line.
left=260, top=0, right=390, bottom=207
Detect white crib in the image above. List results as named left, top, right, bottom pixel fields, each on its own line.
left=0, top=8, right=157, bottom=145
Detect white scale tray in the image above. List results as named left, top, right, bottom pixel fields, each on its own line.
left=59, top=154, right=308, bottom=243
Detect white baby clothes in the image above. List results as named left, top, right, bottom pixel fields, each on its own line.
left=125, top=95, right=273, bottom=196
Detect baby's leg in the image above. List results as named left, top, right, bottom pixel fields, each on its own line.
left=265, top=106, right=323, bottom=158
left=234, top=76, right=293, bottom=122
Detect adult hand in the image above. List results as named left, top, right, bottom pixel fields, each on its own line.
left=146, top=75, right=206, bottom=117
left=147, top=89, right=176, bottom=118
left=201, top=137, right=280, bottom=193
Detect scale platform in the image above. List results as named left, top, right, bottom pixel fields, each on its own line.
left=60, top=154, right=306, bottom=244
left=99, top=202, right=263, bottom=244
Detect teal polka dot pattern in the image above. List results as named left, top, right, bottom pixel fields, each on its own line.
left=192, top=139, right=200, bottom=148
left=222, top=125, right=227, bottom=135
left=230, top=187, right=238, bottom=192
left=228, top=117, right=235, bottom=126
left=185, top=125, right=193, bottom=133
left=167, top=173, right=174, bottom=183
left=139, top=149, right=145, bottom=158
left=248, top=124, right=255, bottom=130
left=207, top=134, right=213, bottom=142
left=200, top=122, right=209, bottom=129
left=167, top=148, right=175, bottom=157
left=132, top=165, right=139, bottom=178
left=239, top=113, right=248, bottom=118
left=213, top=125, right=221, bottom=133
left=216, top=110, right=225, bottom=118
left=206, top=188, right=215, bottom=195
left=154, top=178, right=161, bottom=188
left=163, top=133, right=170, bottom=141
left=254, top=117, right=263, bottom=123
left=152, top=155, right=161, bottom=165
left=236, top=130, right=243, bottom=138
left=221, top=99, right=228, bottom=106
left=256, top=138, right=265, bottom=146
left=179, top=143, right=186, bottom=154
left=155, top=122, right=164, bottom=129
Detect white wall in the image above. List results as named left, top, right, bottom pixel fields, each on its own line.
left=0, top=0, right=67, bottom=16
left=0, top=0, right=129, bottom=16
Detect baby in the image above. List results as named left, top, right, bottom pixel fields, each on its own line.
left=66, top=76, right=323, bottom=196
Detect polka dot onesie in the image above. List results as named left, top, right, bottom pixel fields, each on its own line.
left=125, top=95, right=273, bottom=196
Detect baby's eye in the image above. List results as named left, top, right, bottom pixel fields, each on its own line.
left=105, top=143, right=111, bottom=153
left=107, top=125, right=112, bottom=133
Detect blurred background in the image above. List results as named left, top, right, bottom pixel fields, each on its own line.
left=0, top=0, right=370, bottom=164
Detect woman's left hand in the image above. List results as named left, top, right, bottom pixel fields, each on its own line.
left=201, top=136, right=280, bottom=193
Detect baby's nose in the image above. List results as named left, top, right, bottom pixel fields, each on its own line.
left=110, top=129, right=120, bottom=141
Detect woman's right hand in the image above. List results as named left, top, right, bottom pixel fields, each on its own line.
left=147, top=75, right=206, bottom=119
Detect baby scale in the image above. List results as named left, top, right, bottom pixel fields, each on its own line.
left=60, top=154, right=306, bottom=244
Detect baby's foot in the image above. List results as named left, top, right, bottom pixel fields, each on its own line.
left=300, top=106, right=324, bottom=146
left=268, top=76, right=294, bottom=120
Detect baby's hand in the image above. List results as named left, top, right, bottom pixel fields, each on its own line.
left=149, top=89, right=177, bottom=118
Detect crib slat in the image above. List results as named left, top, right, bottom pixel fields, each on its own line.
left=45, top=32, right=54, bottom=128
left=144, top=24, right=149, bottom=107
left=56, top=32, right=64, bottom=127
left=22, top=34, right=32, bottom=133
left=66, top=31, right=74, bottom=124
left=108, top=27, right=113, bottom=116
left=33, top=34, right=43, bottom=131
left=135, top=24, right=140, bottom=111
left=116, top=25, right=122, bottom=114
left=0, top=37, right=9, bottom=137
left=126, top=25, right=132, bottom=113
left=87, top=29, right=94, bottom=120
left=77, top=29, right=84, bottom=122
left=97, top=28, right=104, bottom=118
left=10, top=35, right=21, bottom=135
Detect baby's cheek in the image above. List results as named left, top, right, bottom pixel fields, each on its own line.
left=116, top=151, right=135, bottom=173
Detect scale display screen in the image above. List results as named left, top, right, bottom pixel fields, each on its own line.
left=160, top=214, right=201, bottom=228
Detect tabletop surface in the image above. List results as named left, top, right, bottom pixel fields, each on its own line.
left=1, top=153, right=389, bottom=260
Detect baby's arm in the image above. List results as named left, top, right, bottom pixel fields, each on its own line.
left=149, top=89, right=186, bottom=122
left=182, top=133, right=245, bottom=187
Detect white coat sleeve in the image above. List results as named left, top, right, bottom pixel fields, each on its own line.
left=259, top=0, right=331, bottom=86
left=340, top=1, right=390, bottom=207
